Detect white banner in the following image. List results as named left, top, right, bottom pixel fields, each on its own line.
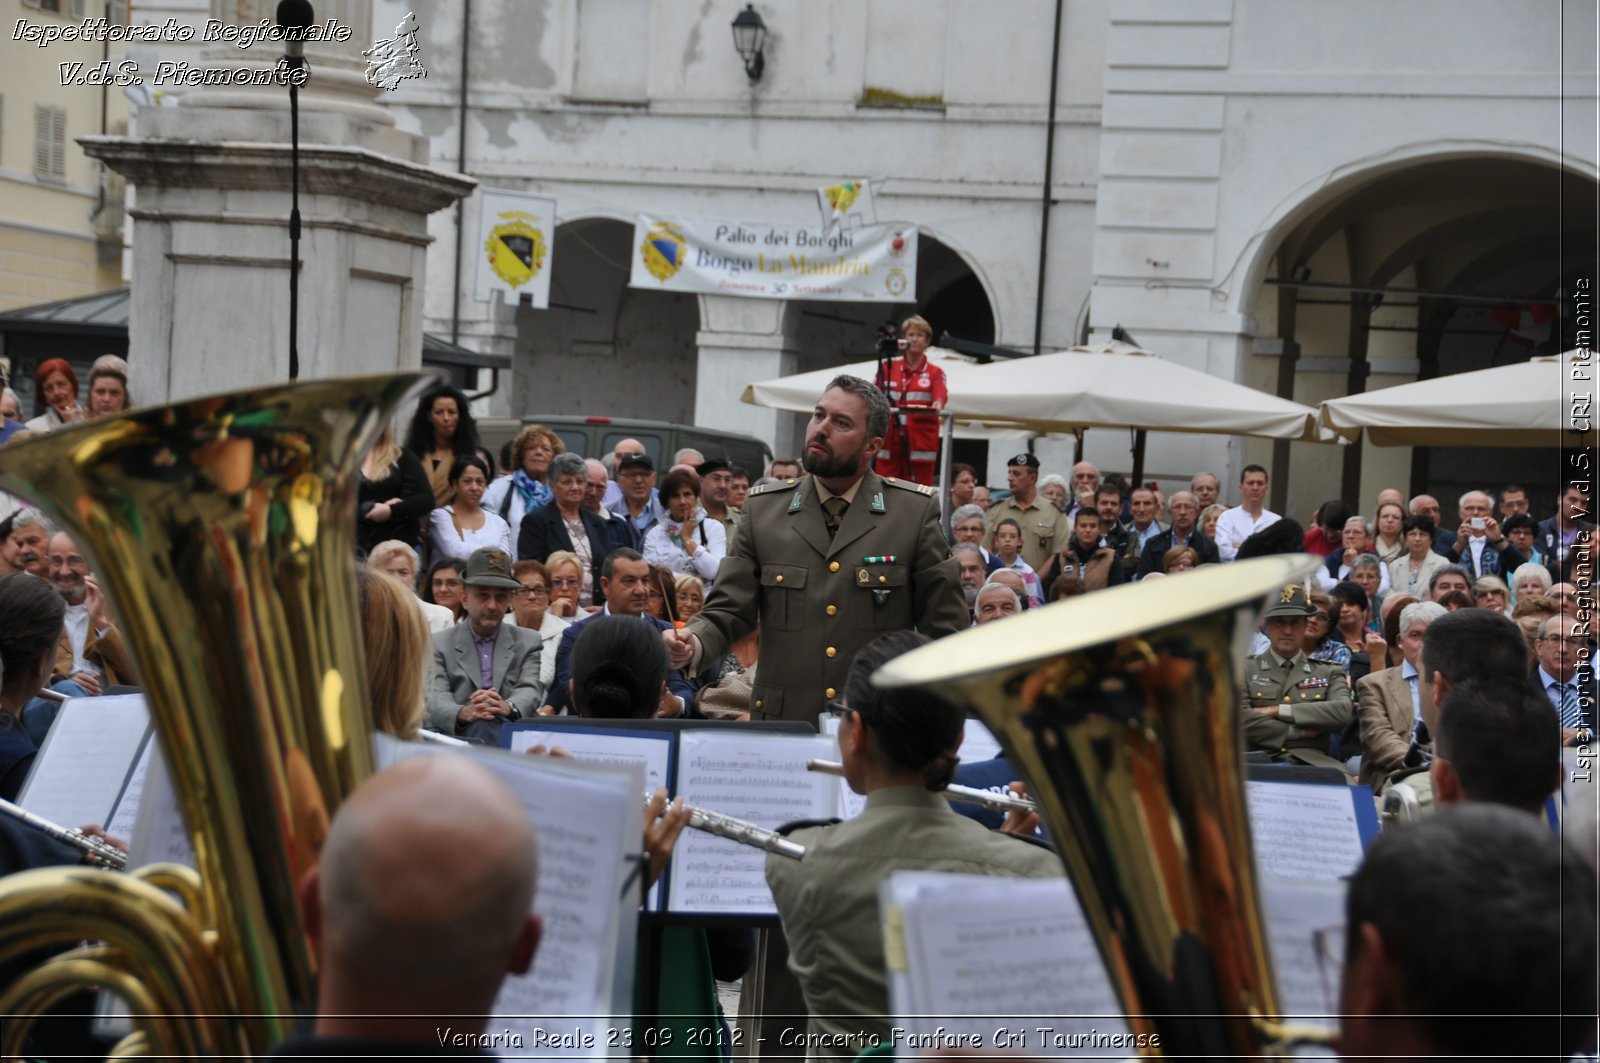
left=630, top=214, right=916, bottom=303
left=474, top=190, right=557, bottom=307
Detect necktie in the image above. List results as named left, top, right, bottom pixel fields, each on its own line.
left=822, top=496, right=849, bottom=540
left=1558, top=683, right=1583, bottom=730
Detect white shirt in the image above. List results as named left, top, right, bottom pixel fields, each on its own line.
left=427, top=506, right=514, bottom=563
left=1215, top=506, right=1281, bottom=561
left=1467, top=534, right=1487, bottom=571
left=63, top=601, right=95, bottom=676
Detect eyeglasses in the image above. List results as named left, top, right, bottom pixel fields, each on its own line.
left=517, top=585, right=548, bottom=598
left=550, top=577, right=581, bottom=589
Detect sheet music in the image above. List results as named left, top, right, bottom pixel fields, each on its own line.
left=667, top=731, right=835, bottom=914
left=1247, top=781, right=1367, bottom=881
left=1260, top=876, right=1347, bottom=1030
left=379, top=735, right=638, bottom=1057
left=962, top=718, right=1003, bottom=763
left=884, top=872, right=1125, bottom=1054
left=127, top=742, right=195, bottom=869
left=18, top=693, right=150, bottom=828
left=104, top=739, right=156, bottom=841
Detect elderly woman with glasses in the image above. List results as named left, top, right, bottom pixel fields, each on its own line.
left=508, top=558, right=567, bottom=692
left=516, top=452, right=610, bottom=608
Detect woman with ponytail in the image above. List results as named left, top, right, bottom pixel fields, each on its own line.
left=763, top=631, right=1061, bottom=1055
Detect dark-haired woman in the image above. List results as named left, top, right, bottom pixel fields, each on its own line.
left=427, top=456, right=512, bottom=564
left=569, top=614, right=668, bottom=719
left=0, top=572, right=67, bottom=799
left=764, top=631, right=1061, bottom=1052
left=405, top=385, right=493, bottom=507
left=1388, top=515, right=1448, bottom=597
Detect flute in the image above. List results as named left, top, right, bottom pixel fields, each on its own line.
left=646, top=794, right=806, bottom=860
left=805, top=758, right=1039, bottom=816
left=0, top=796, right=128, bottom=870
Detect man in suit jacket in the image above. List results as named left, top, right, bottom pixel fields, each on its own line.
left=546, top=549, right=695, bottom=716
left=47, top=530, right=136, bottom=693
left=665, top=376, right=967, bottom=724
left=1135, top=490, right=1219, bottom=579
left=426, top=548, right=545, bottom=742
left=1357, top=600, right=1444, bottom=790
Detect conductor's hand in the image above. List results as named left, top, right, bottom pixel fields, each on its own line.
left=643, top=788, right=691, bottom=888
left=1000, top=781, right=1040, bottom=837
left=662, top=627, right=695, bottom=670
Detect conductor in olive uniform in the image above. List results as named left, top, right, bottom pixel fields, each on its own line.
left=1242, top=584, right=1354, bottom=767
left=664, top=375, right=968, bottom=724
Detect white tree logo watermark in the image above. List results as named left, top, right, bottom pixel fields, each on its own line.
left=363, top=11, right=426, bottom=91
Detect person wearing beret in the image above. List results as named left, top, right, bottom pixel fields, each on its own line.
left=982, top=453, right=1072, bottom=572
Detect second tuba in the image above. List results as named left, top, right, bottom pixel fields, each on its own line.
left=875, top=554, right=1325, bottom=1057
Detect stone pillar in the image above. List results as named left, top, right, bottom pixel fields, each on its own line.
left=80, top=0, right=472, bottom=402
left=695, top=296, right=798, bottom=454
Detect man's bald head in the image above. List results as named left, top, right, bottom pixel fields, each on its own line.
left=308, top=756, right=540, bottom=1025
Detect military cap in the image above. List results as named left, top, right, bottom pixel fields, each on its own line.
left=1261, top=583, right=1318, bottom=619
left=462, top=547, right=522, bottom=589
left=1007, top=453, right=1041, bottom=469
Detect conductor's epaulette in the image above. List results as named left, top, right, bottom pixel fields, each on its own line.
left=882, top=476, right=938, bottom=497
left=748, top=478, right=801, bottom=498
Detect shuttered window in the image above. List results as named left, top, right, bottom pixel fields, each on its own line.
left=35, top=104, right=67, bottom=183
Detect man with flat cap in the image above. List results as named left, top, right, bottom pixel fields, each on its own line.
left=984, top=453, right=1072, bottom=572
left=664, top=375, right=967, bottom=724
left=696, top=457, right=743, bottom=536
left=425, top=547, right=545, bottom=743
left=1242, top=583, right=1354, bottom=768
left=607, top=450, right=664, bottom=548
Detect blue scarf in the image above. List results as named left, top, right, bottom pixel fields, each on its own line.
left=513, top=469, right=551, bottom=514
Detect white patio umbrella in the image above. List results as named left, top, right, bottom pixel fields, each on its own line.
left=1319, top=349, right=1596, bottom=447
left=743, top=341, right=1334, bottom=481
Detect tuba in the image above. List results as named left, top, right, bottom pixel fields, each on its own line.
left=874, top=554, right=1326, bottom=1057
left=0, top=372, right=434, bottom=1056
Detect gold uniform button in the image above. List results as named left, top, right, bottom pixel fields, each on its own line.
left=775, top=574, right=784, bottom=583
left=755, top=699, right=764, bottom=709
left=826, top=604, right=837, bottom=616
left=829, top=561, right=840, bottom=572
left=825, top=687, right=837, bottom=699
left=826, top=646, right=837, bottom=658
left=786, top=478, right=796, bottom=484
left=879, top=575, right=887, bottom=583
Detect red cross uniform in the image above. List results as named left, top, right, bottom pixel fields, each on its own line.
left=873, top=357, right=948, bottom=486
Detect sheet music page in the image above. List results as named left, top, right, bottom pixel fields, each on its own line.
left=104, top=738, right=156, bottom=841
left=507, top=727, right=670, bottom=911
left=1247, top=781, right=1367, bottom=880
left=380, top=736, right=640, bottom=1058
left=127, top=742, right=195, bottom=870
left=667, top=731, right=835, bottom=914
left=1260, top=876, right=1347, bottom=1031
left=962, top=718, right=1003, bottom=763
left=18, top=693, right=149, bottom=828
left=884, top=871, right=1125, bottom=1054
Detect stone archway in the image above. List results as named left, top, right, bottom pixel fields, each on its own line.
left=513, top=217, right=699, bottom=421
left=1235, top=154, right=1597, bottom=520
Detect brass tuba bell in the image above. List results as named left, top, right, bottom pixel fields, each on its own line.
left=0, top=372, right=436, bottom=1056
left=874, top=554, right=1325, bottom=1057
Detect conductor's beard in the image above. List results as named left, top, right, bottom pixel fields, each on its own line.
left=801, top=440, right=865, bottom=481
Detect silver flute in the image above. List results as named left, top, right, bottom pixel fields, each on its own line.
left=646, top=794, right=806, bottom=860
left=0, top=796, right=128, bottom=870
left=806, top=758, right=1039, bottom=816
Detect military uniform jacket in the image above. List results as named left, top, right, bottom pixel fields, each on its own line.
left=684, top=471, right=967, bottom=723
left=983, top=495, right=1072, bottom=572
left=1241, top=650, right=1353, bottom=756
left=764, top=788, right=1063, bottom=1060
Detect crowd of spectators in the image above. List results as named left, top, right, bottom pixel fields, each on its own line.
left=0, top=368, right=1595, bottom=1057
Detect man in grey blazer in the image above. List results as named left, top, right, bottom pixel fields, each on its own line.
left=426, top=547, right=545, bottom=743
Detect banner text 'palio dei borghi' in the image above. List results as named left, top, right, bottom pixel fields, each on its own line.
left=630, top=215, right=917, bottom=302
